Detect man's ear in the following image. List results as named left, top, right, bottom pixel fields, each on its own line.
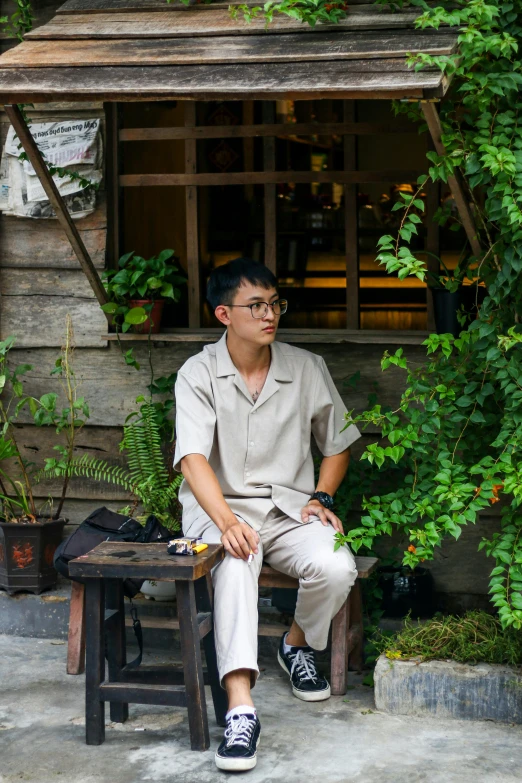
left=214, top=305, right=230, bottom=326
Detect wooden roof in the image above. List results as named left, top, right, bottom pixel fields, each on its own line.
left=0, top=0, right=456, bottom=103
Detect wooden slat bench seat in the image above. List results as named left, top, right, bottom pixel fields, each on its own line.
left=67, top=554, right=379, bottom=696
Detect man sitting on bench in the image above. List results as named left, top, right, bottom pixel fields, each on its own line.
left=174, top=258, right=361, bottom=772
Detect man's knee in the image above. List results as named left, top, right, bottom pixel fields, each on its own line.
left=213, top=551, right=260, bottom=591
left=302, top=548, right=357, bottom=593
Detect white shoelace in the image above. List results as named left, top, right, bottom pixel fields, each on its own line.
left=225, top=714, right=257, bottom=748
left=289, top=648, right=318, bottom=684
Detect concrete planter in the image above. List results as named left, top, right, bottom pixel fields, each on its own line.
left=374, top=654, right=522, bottom=724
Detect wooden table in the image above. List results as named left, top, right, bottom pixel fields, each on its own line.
left=68, top=541, right=226, bottom=751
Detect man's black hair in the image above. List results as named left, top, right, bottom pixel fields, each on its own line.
left=207, top=257, right=278, bottom=311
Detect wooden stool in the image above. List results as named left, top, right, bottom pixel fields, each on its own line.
left=67, top=552, right=378, bottom=696
left=68, top=542, right=227, bottom=751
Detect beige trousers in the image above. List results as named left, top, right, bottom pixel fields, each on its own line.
left=187, top=507, right=358, bottom=685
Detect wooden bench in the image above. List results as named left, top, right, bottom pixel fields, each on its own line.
left=67, top=554, right=379, bottom=696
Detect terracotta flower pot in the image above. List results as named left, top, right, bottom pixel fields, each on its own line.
left=128, top=299, right=165, bottom=334
left=0, top=516, right=67, bottom=595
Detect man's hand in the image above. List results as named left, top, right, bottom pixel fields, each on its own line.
left=221, top=518, right=260, bottom=561
left=301, top=500, right=344, bottom=533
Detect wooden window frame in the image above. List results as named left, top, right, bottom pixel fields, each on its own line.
left=108, top=98, right=442, bottom=341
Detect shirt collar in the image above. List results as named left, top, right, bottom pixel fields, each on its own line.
left=215, top=331, right=293, bottom=382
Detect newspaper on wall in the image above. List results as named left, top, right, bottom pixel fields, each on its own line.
left=0, top=118, right=102, bottom=219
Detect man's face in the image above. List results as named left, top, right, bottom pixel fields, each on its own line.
left=218, top=281, right=281, bottom=345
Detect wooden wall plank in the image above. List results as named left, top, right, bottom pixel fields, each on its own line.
left=7, top=424, right=130, bottom=501
left=0, top=293, right=108, bottom=347
left=0, top=32, right=457, bottom=67
left=54, top=0, right=435, bottom=14
left=0, top=213, right=106, bottom=268
left=0, top=63, right=444, bottom=103
left=25, top=8, right=444, bottom=39
left=9, top=341, right=426, bottom=427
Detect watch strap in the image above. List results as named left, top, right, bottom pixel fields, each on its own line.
left=309, top=491, right=334, bottom=511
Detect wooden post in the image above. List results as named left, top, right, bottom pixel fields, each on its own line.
left=421, top=101, right=481, bottom=258
left=344, top=101, right=359, bottom=329
left=425, top=179, right=441, bottom=332
left=104, top=102, right=121, bottom=268
left=4, top=104, right=109, bottom=309
left=185, top=101, right=201, bottom=328
left=67, top=581, right=86, bottom=675
left=243, top=101, right=255, bottom=204
left=176, top=580, right=209, bottom=751
left=331, top=598, right=350, bottom=695
left=85, top=578, right=106, bottom=745
left=262, top=101, right=277, bottom=275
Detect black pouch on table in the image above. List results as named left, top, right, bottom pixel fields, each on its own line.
left=53, top=506, right=172, bottom=598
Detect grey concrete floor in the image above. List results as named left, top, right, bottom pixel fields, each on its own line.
left=1, top=636, right=522, bottom=783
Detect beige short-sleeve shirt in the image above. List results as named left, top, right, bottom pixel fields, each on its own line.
left=173, top=331, right=361, bottom=531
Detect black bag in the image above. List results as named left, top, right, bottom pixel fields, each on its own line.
left=53, top=506, right=172, bottom=598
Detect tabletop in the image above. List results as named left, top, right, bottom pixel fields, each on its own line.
left=68, top=541, right=224, bottom=581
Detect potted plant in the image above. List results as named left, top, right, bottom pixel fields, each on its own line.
left=426, top=257, right=469, bottom=337
left=0, top=319, right=89, bottom=594
left=41, top=397, right=183, bottom=600
left=101, top=249, right=187, bottom=334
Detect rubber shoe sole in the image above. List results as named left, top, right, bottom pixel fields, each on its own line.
left=277, top=651, right=331, bottom=702
left=215, top=737, right=260, bottom=772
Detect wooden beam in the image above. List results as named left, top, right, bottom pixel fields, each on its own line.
left=421, top=101, right=481, bottom=258
left=242, top=101, right=254, bottom=203
left=184, top=101, right=200, bottom=328
left=119, top=169, right=423, bottom=187
left=425, top=178, right=440, bottom=332
left=119, top=121, right=416, bottom=141
left=4, top=104, right=109, bottom=309
left=344, top=100, right=359, bottom=329
left=263, top=101, right=276, bottom=275
left=104, top=101, right=121, bottom=268
left=1, top=32, right=458, bottom=68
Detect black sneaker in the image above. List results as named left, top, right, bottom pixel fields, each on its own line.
left=215, top=712, right=261, bottom=772
left=277, top=633, right=331, bottom=702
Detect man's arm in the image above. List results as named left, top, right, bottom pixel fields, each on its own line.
left=180, top=453, right=259, bottom=561
left=301, top=448, right=351, bottom=531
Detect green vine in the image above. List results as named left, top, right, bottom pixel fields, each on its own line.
left=1, top=0, right=33, bottom=41
left=333, top=0, right=522, bottom=630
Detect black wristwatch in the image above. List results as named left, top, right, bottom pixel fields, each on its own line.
left=309, top=491, right=334, bottom=511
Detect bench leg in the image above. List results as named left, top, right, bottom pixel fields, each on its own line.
left=197, top=574, right=228, bottom=728
left=331, top=598, right=349, bottom=696
left=85, top=578, right=105, bottom=745
left=177, top=580, right=210, bottom=751
left=348, top=580, right=364, bottom=672
left=105, top=579, right=128, bottom=724
left=67, top=581, right=86, bottom=675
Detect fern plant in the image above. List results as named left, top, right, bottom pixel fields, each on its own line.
left=39, top=401, right=182, bottom=531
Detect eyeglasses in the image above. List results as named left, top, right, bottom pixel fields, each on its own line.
left=227, top=299, right=288, bottom=319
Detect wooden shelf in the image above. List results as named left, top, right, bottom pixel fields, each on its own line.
left=103, top=328, right=429, bottom=345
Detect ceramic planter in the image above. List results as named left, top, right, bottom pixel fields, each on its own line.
left=0, top=517, right=67, bottom=595
left=128, top=299, right=165, bottom=334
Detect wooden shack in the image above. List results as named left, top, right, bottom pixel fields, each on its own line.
left=0, top=0, right=496, bottom=606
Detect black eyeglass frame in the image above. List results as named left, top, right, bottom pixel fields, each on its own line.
left=226, top=299, right=288, bottom=319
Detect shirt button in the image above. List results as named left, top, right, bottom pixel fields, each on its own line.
left=250, top=441, right=255, bottom=446
left=246, top=472, right=251, bottom=477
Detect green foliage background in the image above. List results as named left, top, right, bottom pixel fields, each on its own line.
left=334, top=0, right=522, bottom=631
